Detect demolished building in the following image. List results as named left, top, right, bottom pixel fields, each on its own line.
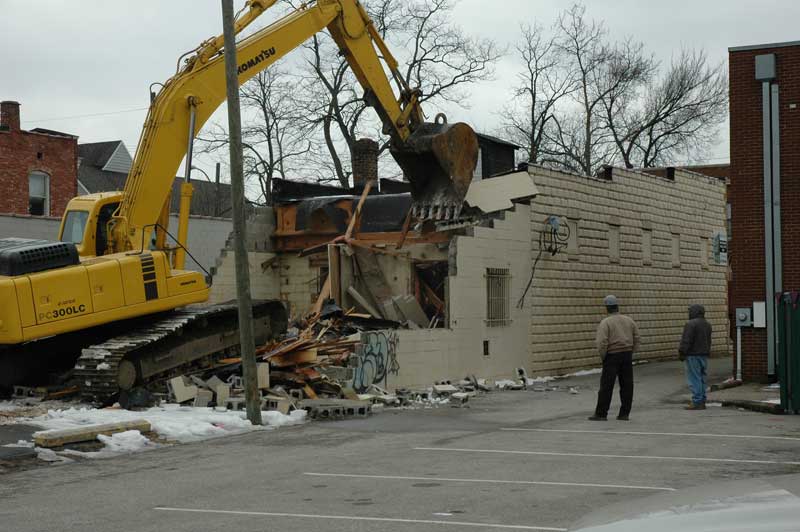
left=208, top=163, right=729, bottom=390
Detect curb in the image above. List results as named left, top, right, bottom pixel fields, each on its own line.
left=710, top=380, right=743, bottom=392
left=721, top=399, right=784, bottom=415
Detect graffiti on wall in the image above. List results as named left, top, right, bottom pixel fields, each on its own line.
left=353, top=330, right=400, bottom=393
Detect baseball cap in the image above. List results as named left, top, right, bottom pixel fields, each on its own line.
left=603, top=295, right=618, bottom=306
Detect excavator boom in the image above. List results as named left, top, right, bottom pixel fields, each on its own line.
left=113, top=0, right=477, bottom=256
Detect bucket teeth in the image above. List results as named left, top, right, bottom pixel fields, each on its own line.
left=411, top=201, right=462, bottom=221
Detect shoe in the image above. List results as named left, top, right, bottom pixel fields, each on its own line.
left=617, top=415, right=630, bottom=421
left=588, top=415, right=607, bottom=421
left=684, top=402, right=706, bottom=410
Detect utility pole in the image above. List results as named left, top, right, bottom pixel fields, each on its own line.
left=214, top=162, right=221, bottom=217
left=221, top=0, right=261, bottom=425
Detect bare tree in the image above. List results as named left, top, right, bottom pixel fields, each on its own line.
left=503, top=4, right=726, bottom=174
left=602, top=49, right=728, bottom=168
left=402, top=0, right=501, bottom=106
left=547, top=4, right=655, bottom=175
left=198, top=67, right=310, bottom=205
left=294, top=0, right=501, bottom=186
left=499, top=24, right=576, bottom=164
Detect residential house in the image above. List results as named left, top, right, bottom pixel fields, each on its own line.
left=0, top=100, right=78, bottom=218
left=77, top=140, right=233, bottom=218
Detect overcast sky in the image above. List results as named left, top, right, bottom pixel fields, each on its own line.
left=3, top=0, right=799, bottom=181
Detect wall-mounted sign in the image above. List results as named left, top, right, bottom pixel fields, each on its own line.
left=713, top=231, right=728, bottom=265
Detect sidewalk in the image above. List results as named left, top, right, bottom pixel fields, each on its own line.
left=708, top=382, right=783, bottom=414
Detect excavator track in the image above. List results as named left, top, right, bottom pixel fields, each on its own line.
left=74, top=301, right=287, bottom=405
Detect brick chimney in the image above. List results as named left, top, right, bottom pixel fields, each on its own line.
left=0, top=101, right=20, bottom=132
left=351, top=138, right=378, bottom=187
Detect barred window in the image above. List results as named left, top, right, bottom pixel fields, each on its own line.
left=486, top=267, right=511, bottom=327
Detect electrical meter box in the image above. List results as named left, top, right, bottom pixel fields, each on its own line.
left=735, top=307, right=752, bottom=327
left=753, top=301, right=767, bottom=328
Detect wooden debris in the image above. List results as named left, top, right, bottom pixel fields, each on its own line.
left=34, top=420, right=151, bottom=448
left=271, top=348, right=318, bottom=368
left=346, top=286, right=383, bottom=319
left=345, top=180, right=374, bottom=240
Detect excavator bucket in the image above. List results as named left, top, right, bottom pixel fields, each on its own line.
left=390, top=121, right=479, bottom=221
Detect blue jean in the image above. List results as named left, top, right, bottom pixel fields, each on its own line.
left=685, top=356, right=708, bottom=405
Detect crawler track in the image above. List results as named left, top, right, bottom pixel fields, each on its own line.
left=73, top=301, right=286, bottom=404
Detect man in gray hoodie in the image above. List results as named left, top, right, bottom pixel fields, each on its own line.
left=679, top=304, right=712, bottom=410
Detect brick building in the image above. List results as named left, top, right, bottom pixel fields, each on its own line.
left=729, top=41, right=800, bottom=381
left=0, top=101, right=78, bottom=218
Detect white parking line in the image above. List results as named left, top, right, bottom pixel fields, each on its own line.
left=414, top=447, right=800, bottom=466
left=501, top=428, right=800, bottom=442
left=153, top=507, right=567, bottom=531
left=303, top=472, right=675, bottom=491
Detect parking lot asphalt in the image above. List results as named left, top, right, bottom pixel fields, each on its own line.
left=2, top=358, right=800, bottom=532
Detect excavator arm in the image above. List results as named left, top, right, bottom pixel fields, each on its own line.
left=112, top=0, right=478, bottom=260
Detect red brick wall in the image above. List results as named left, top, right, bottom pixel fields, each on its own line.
left=729, top=45, right=800, bottom=381
left=351, top=138, right=378, bottom=187
left=0, top=102, right=77, bottom=218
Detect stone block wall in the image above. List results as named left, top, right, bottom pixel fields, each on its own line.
left=527, top=165, right=729, bottom=375
left=386, top=204, right=533, bottom=389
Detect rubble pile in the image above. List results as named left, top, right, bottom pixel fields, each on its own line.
left=155, top=303, right=502, bottom=418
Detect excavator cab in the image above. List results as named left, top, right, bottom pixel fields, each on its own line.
left=390, top=117, right=479, bottom=221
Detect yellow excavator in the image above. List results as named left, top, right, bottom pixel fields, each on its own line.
left=0, top=0, right=478, bottom=402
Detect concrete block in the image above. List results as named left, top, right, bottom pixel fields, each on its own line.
left=213, top=383, right=230, bottom=406
left=193, top=389, right=213, bottom=407
left=225, top=397, right=247, bottom=411
left=206, top=375, right=225, bottom=390
left=168, top=376, right=198, bottom=403
left=257, top=363, right=270, bottom=389
left=190, top=375, right=209, bottom=389
left=433, top=384, right=459, bottom=395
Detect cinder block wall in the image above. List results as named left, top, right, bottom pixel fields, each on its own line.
left=0, top=213, right=62, bottom=239
left=527, top=165, right=729, bottom=375
left=168, top=214, right=232, bottom=274
left=388, top=204, right=532, bottom=389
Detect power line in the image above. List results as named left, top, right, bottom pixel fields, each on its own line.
left=25, top=106, right=149, bottom=124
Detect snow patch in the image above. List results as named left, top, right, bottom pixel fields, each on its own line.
left=96, top=362, right=111, bottom=371
left=495, top=379, right=518, bottom=390
left=2, top=440, right=34, bottom=448
left=35, top=447, right=73, bottom=463
left=31, top=404, right=307, bottom=445
left=568, top=368, right=602, bottom=377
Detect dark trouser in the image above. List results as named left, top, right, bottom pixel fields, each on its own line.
left=594, top=351, right=633, bottom=418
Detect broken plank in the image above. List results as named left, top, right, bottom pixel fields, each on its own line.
left=328, top=244, right=342, bottom=305
left=270, top=348, right=319, bottom=368
left=393, top=295, right=429, bottom=328
left=302, top=384, right=319, bottom=400
left=346, top=286, right=383, bottom=319
left=353, top=247, right=395, bottom=304
left=345, top=180, right=375, bottom=240
left=310, top=274, right=331, bottom=316
left=396, top=208, right=413, bottom=250
left=34, top=420, right=152, bottom=448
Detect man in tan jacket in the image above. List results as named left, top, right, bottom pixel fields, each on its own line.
left=589, top=295, right=641, bottom=421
